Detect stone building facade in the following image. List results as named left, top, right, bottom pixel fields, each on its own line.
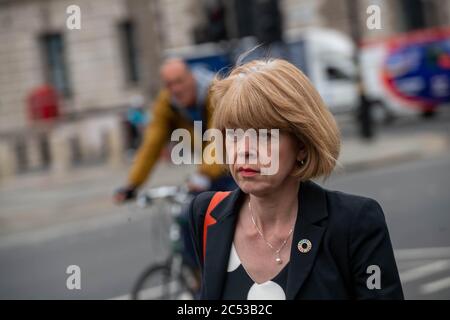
left=0, top=0, right=448, bottom=179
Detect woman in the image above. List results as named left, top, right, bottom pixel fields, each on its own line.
left=188, top=59, right=404, bottom=300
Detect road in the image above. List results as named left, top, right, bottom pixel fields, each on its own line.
left=327, top=152, right=450, bottom=299
left=1, top=151, right=449, bottom=299
left=0, top=113, right=449, bottom=300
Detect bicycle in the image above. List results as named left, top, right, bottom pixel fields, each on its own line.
left=131, top=186, right=200, bottom=300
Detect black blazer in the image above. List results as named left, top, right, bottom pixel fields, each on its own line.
left=188, top=180, right=404, bottom=300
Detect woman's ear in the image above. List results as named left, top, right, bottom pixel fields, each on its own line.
left=296, top=141, right=307, bottom=162
left=296, top=151, right=307, bottom=162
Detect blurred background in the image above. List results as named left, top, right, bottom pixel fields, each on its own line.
left=0, top=0, right=449, bottom=299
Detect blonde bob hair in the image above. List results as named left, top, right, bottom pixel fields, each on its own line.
left=210, top=58, right=341, bottom=181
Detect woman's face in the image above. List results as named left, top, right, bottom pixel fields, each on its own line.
left=227, top=130, right=305, bottom=196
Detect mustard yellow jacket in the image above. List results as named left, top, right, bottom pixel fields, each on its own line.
left=128, top=90, right=225, bottom=188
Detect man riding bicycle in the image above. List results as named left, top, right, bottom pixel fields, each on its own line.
left=114, top=58, right=236, bottom=281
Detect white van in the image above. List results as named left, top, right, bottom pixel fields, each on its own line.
left=166, top=27, right=450, bottom=123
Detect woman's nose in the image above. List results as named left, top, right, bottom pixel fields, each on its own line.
left=236, top=135, right=258, bottom=163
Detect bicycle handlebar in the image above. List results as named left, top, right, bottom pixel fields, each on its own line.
left=136, top=185, right=192, bottom=208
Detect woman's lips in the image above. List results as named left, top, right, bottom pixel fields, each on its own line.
left=238, top=167, right=260, bottom=177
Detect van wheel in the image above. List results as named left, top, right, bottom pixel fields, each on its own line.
left=421, top=109, right=436, bottom=119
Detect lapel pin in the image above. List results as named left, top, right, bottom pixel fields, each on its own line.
left=298, top=239, right=312, bottom=253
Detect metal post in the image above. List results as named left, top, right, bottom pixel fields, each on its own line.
left=346, top=0, right=374, bottom=140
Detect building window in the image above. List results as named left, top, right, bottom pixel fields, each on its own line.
left=401, top=0, right=426, bottom=31
left=40, top=33, right=71, bottom=97
left=118, top=21, right=140, bottom=84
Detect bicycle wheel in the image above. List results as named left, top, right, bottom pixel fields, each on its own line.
left=131, top=263, right=195, bottom=300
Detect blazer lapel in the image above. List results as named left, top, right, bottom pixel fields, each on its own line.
left=201, top=180, right=328, bottom=300
left=203, top=188, right=242, bottom=299
left=286, top=180, right=328, bottom=300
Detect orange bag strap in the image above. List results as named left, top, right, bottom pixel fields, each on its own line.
left=202, top=191, right=231, bottom=262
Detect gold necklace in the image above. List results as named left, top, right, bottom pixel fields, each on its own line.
left=248, top=200, right=295, bottom=264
